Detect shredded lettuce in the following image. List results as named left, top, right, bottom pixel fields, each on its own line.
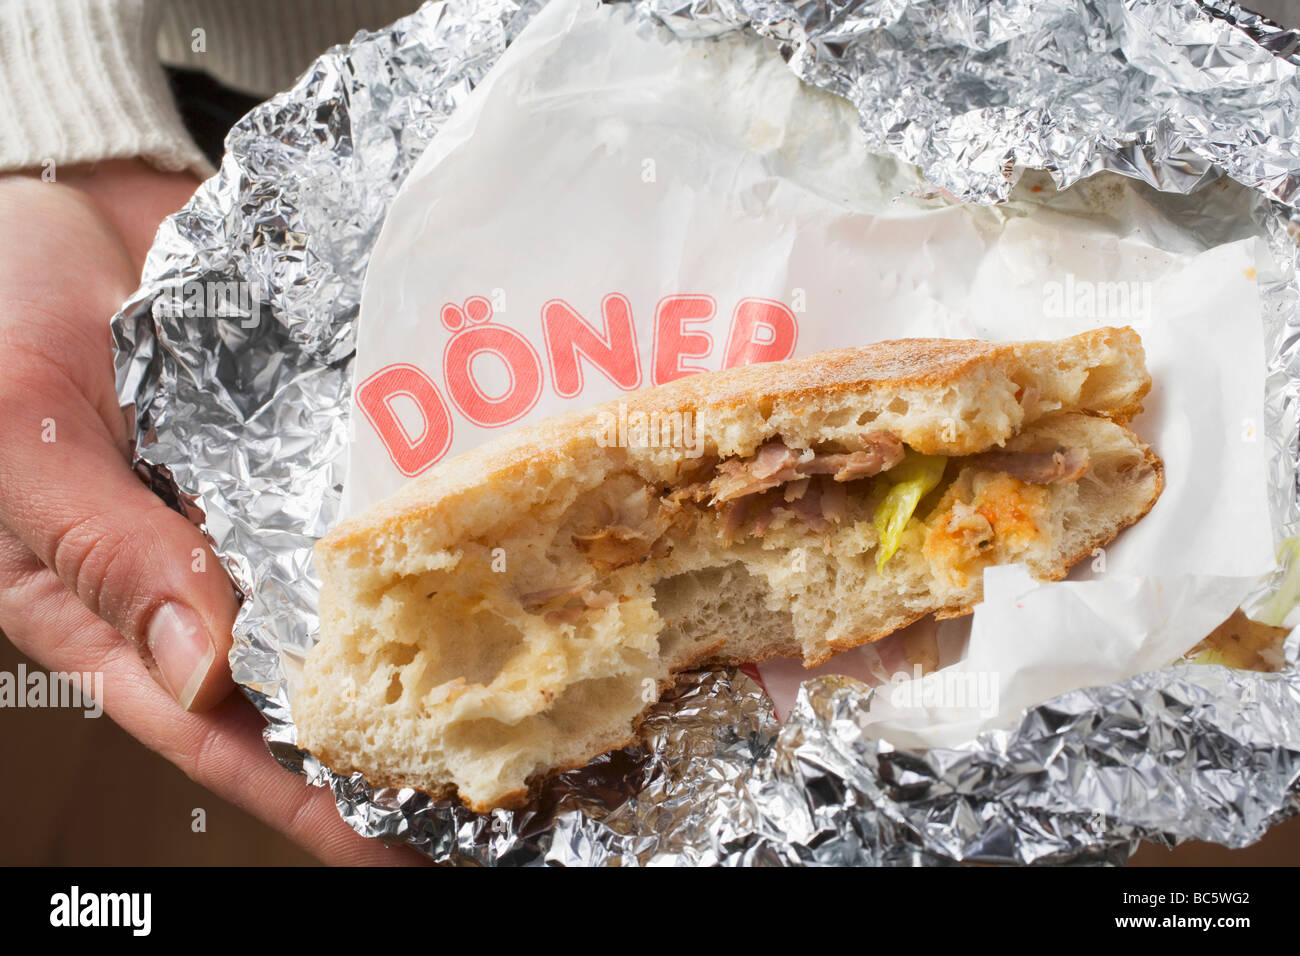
left=1186, top=646, right=1234, bottom=668
left=874, top=452, right=947, bottom=572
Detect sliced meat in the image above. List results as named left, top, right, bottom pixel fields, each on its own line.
left=668, top=481, right=713, bottom=504
left=544, top=606, right=585, bottom=626
left=719, top=476, right=852, bottom=541
left=571, top=495, right=693, bottom=572
left=676, top=432, right=902, bottom=507
left=787, top=483, right=831, bottom=532
left=751, top=441, right=810, bottom=480
left=750, top=498, right=779, bottom=537
left=945, top=501, right=994, bottom=550
left=520, top=584, right=587, bottom=609
left=799, top=433, right=905, bottom=481
left=665, top=433, right=904, bottom=543
left=708, top=442, right=807, bottom=502
left=572, top=525, right=654, bottom=572
left=707, top=462, right=780, bottom=503
left=820, top=481, right=848, bottom=524
left=969, top=446, right=1090, bottom=484
left=719, top=496, right=751, bottom=545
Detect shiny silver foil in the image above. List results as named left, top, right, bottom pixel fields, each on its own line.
left=111, top=0, right=1300, bottom=865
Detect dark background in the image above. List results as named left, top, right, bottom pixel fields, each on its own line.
left=3, top=0, right=1299, bottom=866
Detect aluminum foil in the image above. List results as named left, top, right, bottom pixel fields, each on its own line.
left=111, top=0, right=1300, bottom=865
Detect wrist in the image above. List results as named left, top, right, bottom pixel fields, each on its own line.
left=0, top=0, right=213, bottom=179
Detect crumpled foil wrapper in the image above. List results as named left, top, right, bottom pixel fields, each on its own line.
left=111, top=0, right=1300, bottom=865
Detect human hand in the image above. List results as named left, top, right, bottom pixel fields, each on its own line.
left=0, top=159, right=419, bottom=864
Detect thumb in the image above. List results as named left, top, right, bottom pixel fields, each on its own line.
left=0, top=394, right=238, bottom=711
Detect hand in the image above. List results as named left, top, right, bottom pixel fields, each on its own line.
left=0, top=159, right=419, bottom=864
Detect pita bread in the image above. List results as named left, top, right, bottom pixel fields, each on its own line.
left=297, top=326, right=1163, bottom=811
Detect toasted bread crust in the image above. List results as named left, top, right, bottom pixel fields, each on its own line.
left=321, top=326, right=1149, bottom=560
left=300, top=328, right=1161, bottom=813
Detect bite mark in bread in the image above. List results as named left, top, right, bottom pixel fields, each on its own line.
left=297, top=327, right=1163, bottom=812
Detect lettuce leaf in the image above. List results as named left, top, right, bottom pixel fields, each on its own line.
left=1257, top=536, right=1300, bottom=627
left=874, top=452, right=947, bottom=573
left=1186, top=647, right=1234, bottom=668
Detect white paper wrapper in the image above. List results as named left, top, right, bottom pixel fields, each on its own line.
left=345, top=0, right=1276, bottom=739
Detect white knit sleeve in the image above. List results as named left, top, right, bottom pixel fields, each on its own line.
left=0, top=0, right=212, bottom=177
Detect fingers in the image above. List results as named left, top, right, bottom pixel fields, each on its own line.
left=0, top=527, right=426, bottom=865
left=0, top=391, right=238, bottom=710
left=0, top=173, right=236, bottom=711
left=166, top=693, right=429, bottom=866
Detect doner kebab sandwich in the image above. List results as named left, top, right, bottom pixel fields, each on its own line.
left=297, top=326, right=1163, bottom=811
